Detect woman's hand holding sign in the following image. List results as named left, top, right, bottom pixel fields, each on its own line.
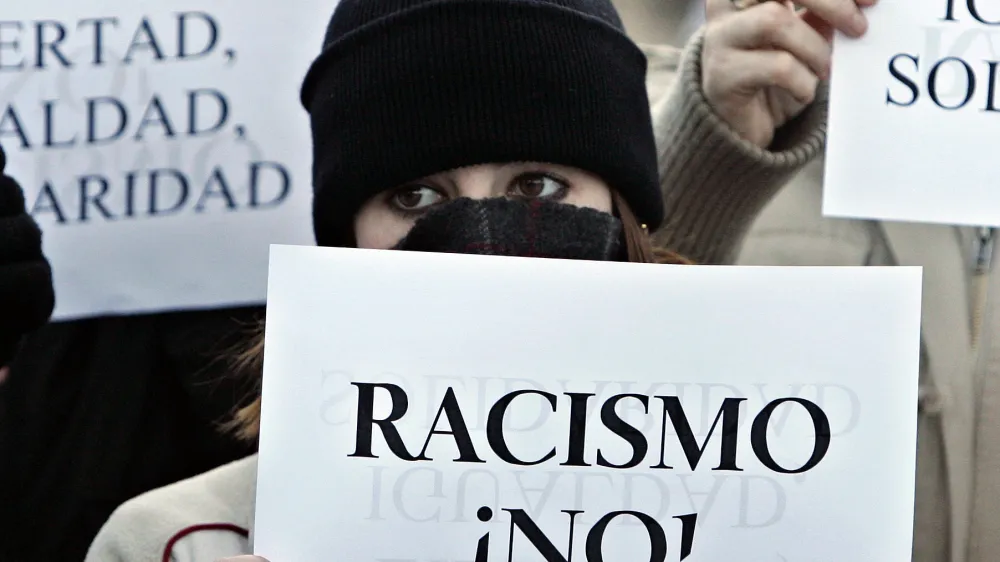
left=0, top=144, right=54, bottom=374
left=701, top=0, right=876, bottom=147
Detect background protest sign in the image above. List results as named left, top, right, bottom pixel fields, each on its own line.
left=825, top=0, right=1000, bottom=226
left=1, top=0, right=337, bottom=320
left=254, top=245, right=923, bottom=562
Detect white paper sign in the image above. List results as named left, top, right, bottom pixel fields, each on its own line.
left=1, top=0, right=338, bottom=320
left=255, top=245, right=923, bottom=562
left=825, top=0, right=1000, bottom=226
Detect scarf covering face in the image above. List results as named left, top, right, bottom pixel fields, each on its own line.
left=392, top=197, right=623, bottom=261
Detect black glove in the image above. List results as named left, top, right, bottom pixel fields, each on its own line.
left=0, top=145, right=54, bottom=367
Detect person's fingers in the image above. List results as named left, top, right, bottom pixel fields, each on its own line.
left=0, top=367, right=9, bottom=385
left=787, top=0, right=868, bottom=37
left=706, top=0, right=779, bottom=20
left=706, top=49, right=820, bottom=106
left=707, top=0, right=870, bottom=38
left=801, top=9, right=836, bottom=42
left=715, top=2, right=833, bottom=79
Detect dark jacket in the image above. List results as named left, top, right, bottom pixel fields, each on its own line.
left=0, top=145, right=261, bottom=561
left=0, top=308, right=263, bottom=562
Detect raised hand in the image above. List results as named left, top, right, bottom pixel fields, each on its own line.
left=0, top=144, right=54, bottom=369
left=701, top=0, right=874, bottom=147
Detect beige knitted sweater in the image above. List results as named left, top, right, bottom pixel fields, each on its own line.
left=84, top=32, right=826, bottom=562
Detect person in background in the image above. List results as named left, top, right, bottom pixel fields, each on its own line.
left=646, top=0, right=987, bottom=561
left=0, top=144, right=261, bottom=561
left=78, top=0, right=868, bottom=559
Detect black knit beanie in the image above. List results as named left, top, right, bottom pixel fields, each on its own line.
left=300, top=0, right=662, bottom=247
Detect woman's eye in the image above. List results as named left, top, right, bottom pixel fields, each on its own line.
left=510, top=174, right=568, bottom=199
left=390, top=186, right=444, bottom=211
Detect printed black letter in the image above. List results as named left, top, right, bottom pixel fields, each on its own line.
left=415, top=387, right=485, bottom=462
left=503, top=508, right=582, bottom=562
left=350, top=382, right=420, bottom=460
left=653, top=397, right=745, bottom=471
left=886, top=54, right=920, bottom=107
left=596, top=394, right=649, bottom=470
left=487, top=390, right=558, bottom=466
left=751, top=398, right=831, bottom=474
left=585, top=511, right=667, bottom=562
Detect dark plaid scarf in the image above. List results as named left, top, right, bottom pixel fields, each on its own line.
left=393, top=197, right=623, bottom=261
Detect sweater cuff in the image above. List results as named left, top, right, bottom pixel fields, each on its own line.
left=654, top=29, right=827, bottom=264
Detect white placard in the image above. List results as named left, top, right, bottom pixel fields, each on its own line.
left=825, top=0, right=1000, bottom=226
left=255, top=245, right=923, bottom=562
left=0, top=0, right=337, bottom=320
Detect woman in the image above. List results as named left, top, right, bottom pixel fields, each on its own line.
left=84, top=0, right=871, bottom=560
